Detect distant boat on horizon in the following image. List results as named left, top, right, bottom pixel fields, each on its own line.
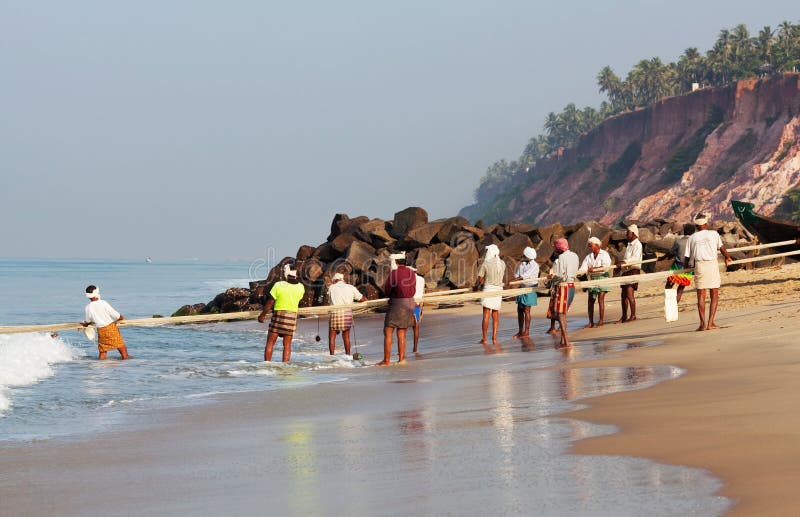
left=146, top=256, right=152, bottom=263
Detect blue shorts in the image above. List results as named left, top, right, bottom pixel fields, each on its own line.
left=413, top=304, right=422, bottom=322
left=516, top=292, right=538, bottom=307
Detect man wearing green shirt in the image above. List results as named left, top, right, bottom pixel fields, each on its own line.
left=258, top=264, right=306, bottom=361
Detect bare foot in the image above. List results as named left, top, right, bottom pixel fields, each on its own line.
left=627, top=316, right=638, bottom=322
left=596, top=322, right=603, bottom=327
left=376, top=360, right=390, bottom=366
left=546, top=329, right=559, bottom=335
left=512, top=333, right=521, bottom=339
left=707, top=324, right=720, bottom=330
left=695, top=326, right=706, bottom=332
left=615, top=318, right=627, bottom=324
left=583, top=323, right=595, bottom=329
left=479, top=339, right=489, bottom=345
left=492, top=339, right=498, bottom=346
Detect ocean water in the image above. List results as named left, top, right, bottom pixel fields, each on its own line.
left=0, top=258, right=730, bottom=515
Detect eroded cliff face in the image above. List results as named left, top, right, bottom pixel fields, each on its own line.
left=465, top=74, right=800, bottom=224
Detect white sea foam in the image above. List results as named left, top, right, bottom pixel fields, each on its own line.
left=0, top=333, right=80, bottom=415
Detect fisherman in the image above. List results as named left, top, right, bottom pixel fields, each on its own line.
left=379, top=252, right=417, bottom=365
left=512, top=246, right=539, bottom=339
left=547, top=238, right=579, bottom=348
left=577, top=237, right=612, bottom=327
left=257, top=264, right=306, bottom=361
left=617, top=224, right=642, bottom=323
left=410, top=266, right=425, bottom=353
left=327, top=272, right=365, bottom=356
left=684, top=212, right=733, bottom=331
left=81, top=285, right=131, bottom=360
left=474, top=244, right=506, bottom=347
left=665, top=223, right=696, bottom=303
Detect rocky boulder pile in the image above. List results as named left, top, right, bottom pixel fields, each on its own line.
left=172, top=208, right=757, bottom=316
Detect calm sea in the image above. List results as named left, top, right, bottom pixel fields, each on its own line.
left=0, top=258, right=729, bottom=515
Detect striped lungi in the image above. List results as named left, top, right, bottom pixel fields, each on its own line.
left=694, top=259, right=720, bottom=289
left=329, top=308, right=353, bottom=331
left=268, top=310, right=298, bottom=336
left=97, top=322, right=126, bottom=353
left=554, top=283, right=575, bottom=315
left=384, top=298, right=415, bottom=329
left=667, top=260, right=693, bottom=286
left=481, top=284, right=503, bottom=310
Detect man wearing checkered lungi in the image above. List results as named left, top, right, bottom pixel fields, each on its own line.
left=258, top=264, right=306, bottom=362
left=81, top=285, right=131, bottom=360
left=327, top=272, right=365, bottom=356
left=547, top=239, right=579, bottom=349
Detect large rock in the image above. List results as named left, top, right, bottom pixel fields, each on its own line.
left=424, top=263, right=447, bottom=287
left=405, top=220, right=446, bottom=247
left=538, top=223, right=564, bottom=244
left=429, top=243, right=452, bottom=261
left=357, top=219, right=394, bottom=247
left=476, top=233, right=501, bottom=255
left=356, top=283, right=381, bottom=301
left=498, top=233, right=533, bottom=259
left=331, top=233, right=358, bottom=253
left=436, top=216, right=470, bottom=244
left=265, top=257, right=296, bottom=283
left=313, top=243, right=341, bottom=262
left=295, top=245, right=316, bottom=261
left=637, top=227, right=656, bottom=244
left=345, top=241, right=376, bottom=272
left=506, top=222, right=536, bottom=234
left=366, top=257, right=393, bottom=294
left=535, top=240, right=555, bottom=265
left=327, top=213, right=351, bottom=242
left=445, top=239, right=479, bottom=288
left=647, top=236, right=677, bottom=254
left=391, top=207, right=428, bottom=238
left=299, top=258, right=324, bottom=283
left=411, top=247, right=435, bottom=276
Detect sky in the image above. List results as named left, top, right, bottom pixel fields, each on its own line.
left=1, top=0, right=796, bottom=261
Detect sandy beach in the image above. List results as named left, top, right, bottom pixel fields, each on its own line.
left=2, top=262, right=799, bottom=515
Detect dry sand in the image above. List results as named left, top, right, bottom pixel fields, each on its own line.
left=566, top=261, right=800, bottom=516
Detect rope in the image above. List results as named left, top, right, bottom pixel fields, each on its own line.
left=3, top=248, right=798, bottom=336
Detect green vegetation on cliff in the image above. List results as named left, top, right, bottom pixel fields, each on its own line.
left=465, top=20, right=800, bottom=223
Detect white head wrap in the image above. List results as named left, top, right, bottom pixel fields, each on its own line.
left=694, top=213, right=709, bottom=226
left=389, top=252, right=406, bottom=270
left=588, top=237, right=602, bottom=247
left=85, top=288, right=100, bottom=299
left=523, top=246, right=536, bottom=260
left=627, top=224, right=639, bottom=237
left=332, top=272, right=344, bottom=282
left=485, top=244, right=500, bottom=260
left=283, top=264, right=298, bottom=278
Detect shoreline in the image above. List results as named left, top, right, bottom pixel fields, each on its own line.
left=564, top=262, right=800, bottom=515
left=3, top=263, right=800, bottom=514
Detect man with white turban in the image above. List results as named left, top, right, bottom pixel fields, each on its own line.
left=512, top=246, right=539, bottom=339
left=577, top=237, right=612, bottom=327
left=327, top=272, right=365, bottom=355
left=474, top=244, right=507, bottom=347
left=258, top=264, right=306, bottom=361
left=684, top=212, right=732, bottom=331
left=379, top=252, right=417, bottom=365
left=81, top=285, right=131, bottom=360
left=617, top=224, right=643, bottom=324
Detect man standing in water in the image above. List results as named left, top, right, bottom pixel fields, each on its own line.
left=475, top=244, right=506, bottom=347
left=684, top=212, right=732, bottom=331
left=258, top=264, right=306, bottom=361
left=81, top=285, right=131, bottom=360
left=512, top=246, right=539, bottom=339
left=379, top=252, right=417, bottom=365
left=327, top=272, right=365, bottom=356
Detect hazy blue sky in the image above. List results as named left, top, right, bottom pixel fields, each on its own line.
left=1, top=1, right=795, bottom=260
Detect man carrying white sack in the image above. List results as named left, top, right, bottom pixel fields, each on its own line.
left=684, top=212, right=732, bottom=331
left=81, top=285, right=131, bottom=360
left=474, top=244, right=506, bottom=347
